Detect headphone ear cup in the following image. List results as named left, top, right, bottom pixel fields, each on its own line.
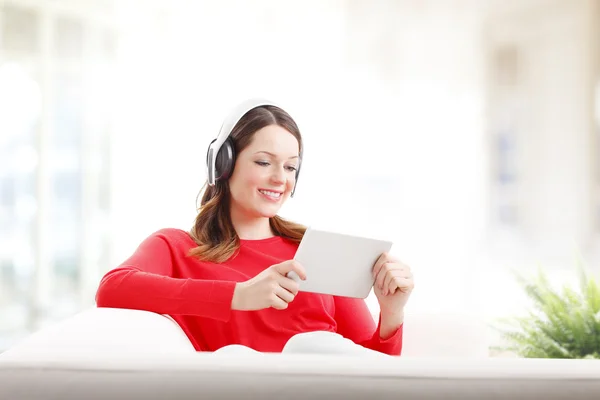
left=215, top=137, right=236, bottom=181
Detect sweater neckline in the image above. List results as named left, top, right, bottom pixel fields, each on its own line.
left=239, top=235, right=282, bottom=245
left=180, top=229, right=283, bottom=246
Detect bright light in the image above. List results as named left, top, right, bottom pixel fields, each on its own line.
left=0, top=63, right=42, bottom=146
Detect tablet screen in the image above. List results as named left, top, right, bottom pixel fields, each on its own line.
left=291, top=228, right=393, bottom=298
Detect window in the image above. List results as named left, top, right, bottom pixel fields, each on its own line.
left=0, top=1, right=116, bottom=349
left=489, top=45, right=521, bottom=230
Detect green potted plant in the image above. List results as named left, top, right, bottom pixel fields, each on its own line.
left=493, top=262, right=600, bottom=359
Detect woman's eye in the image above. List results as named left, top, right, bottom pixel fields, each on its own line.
left=255, top=161, right=270, bottom=167
left=285, top=166, right=297, bottom=172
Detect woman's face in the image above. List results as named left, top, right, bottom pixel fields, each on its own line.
left=228, top=124, right=300, bottom=219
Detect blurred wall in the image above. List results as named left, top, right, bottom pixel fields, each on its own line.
left=1, top=0, right=600, bottom=350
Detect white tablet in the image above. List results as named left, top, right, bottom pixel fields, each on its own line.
left=290, top=228, right=393, bottom=299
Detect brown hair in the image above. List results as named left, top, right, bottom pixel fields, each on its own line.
left=188, top=105, right=306, bottom=263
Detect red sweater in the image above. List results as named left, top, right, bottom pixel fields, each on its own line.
left=95, top=228, right=403, bottom=355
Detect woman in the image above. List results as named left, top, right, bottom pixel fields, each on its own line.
left=95, top=99, right=414, bottom=356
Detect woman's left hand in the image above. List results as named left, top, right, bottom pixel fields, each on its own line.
left=372, top=252, right=414, bottom=316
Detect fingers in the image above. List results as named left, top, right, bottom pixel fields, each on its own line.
left=394, top=276, right=414, bottom=293
left=374, top=262, right=390, bottom=290
left=371, top=252, right=389, bottom=283
left=270, top=281, right=297, bottom=310
left=270, top=293, right=290, bottom=310
left=373, top=254, right=413, bottom=295
left=275, top=260, right=306, bottom=281
left=384, top=274, right=412, bottom=294
left=262, top=261, right=305, bottom=310
left=383, top=269, right=398, bottom=295
left=274, top=285, right=295, bottom=303
left=278, top=275, right=300, bottom=296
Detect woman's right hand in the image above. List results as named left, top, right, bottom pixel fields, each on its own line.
left=231, top=260, right=307, bottom=311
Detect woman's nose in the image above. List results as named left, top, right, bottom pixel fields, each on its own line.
left=270, top=167, right=286, bottom=184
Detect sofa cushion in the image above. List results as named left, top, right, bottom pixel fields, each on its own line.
left=1, top=351, right=600, bottom=399
left=1, top=307, right=195, bottom=359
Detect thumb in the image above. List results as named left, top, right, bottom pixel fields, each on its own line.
left=275, top=260, right=306, bottom=280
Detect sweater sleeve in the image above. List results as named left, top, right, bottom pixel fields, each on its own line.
left=95, top=230, right=236, bottom=322
left=333, top=296, right=403, bottom=356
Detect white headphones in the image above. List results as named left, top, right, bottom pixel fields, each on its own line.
left=205, top=98, right=303, bottom=197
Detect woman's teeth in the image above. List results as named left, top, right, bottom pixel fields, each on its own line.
left=259, top=190, right=282, bottom=199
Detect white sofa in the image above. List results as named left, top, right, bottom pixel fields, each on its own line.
left=1, top=307, right=599, bottom=399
